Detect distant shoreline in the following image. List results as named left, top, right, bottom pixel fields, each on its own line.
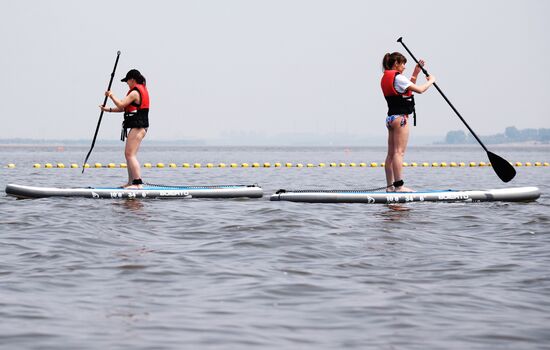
left=2, top=127, right=550, bottom=147
left=441, top=127, right=550, bottom=146
left=434, top=141, right=550, bottom=147
left=1, top=140, right=549, bottom=148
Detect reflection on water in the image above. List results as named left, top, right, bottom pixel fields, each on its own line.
left=378, top=204, right=412, bottom=221
left=113, top=199, right=145, bottom=212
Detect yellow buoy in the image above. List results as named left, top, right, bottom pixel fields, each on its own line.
left=182, top=163, right=190, bottom=168
left=230, top=163, right=238, bottom=168
left=478, top=161, right=486, bottom=167
left=144, top=163, right=152, bottom=168
left=274, top=162, right=282, bottom=167
left=169, top=163, right=177, bottom=168
left=83, top=163, right=90, bottom=168
left=108, top=163, right=117, bottom=168
left=193, top=163, right=201, bottom=168
left=534, top=162, right=542, bottom=167
left=339, top=163, right=346, bottom=167
left=370, top=162, right=378, bottom=167
left=218, top=163, right=226, bottom=168
left=263, top=162, right=271, bottom=168
left=469, top=162, right=477, bottom=167
left=120, top=163, right=127, bottom=168
left=319, top=163, right=326, bottom=167
left=285, top=163, right=293, bottom=167
left=525, top=162, right=532, bottom=167
left=440, top=162, right=448, bottom=167
left=349, top=162, right=356, bottom=167
left=296, top=163, right=304, bottom=168
left=307, top=163, right=315, bottom=168
left=410, top=162, right=418, bottom=167
left=432, top=162, right=439, bottom=167
left=450, top=162, right=457, bottom=167
left=45, top=163, right=53, bottom=168
left=359, top=162, right=367, bottom=167
left=94, top=163, right=102, bottom=168
left=252, top=162, right=260, bottom=168
left=515, top=162, right=522, bottom=167
left=7, top=163, right=16, bottom=168
left=330, top=163, right=337, bottom=167
left=56, top=163, right=65, bottom=168
left=241, top=163, right=249, bottom=168
left=206, top=163, right=214, bottom=168
left=33, top=163, right=41, bottom=168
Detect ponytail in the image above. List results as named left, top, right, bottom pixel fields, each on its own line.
left=136, top=74, right=146, bottom=85
left=382, top=52, right=407, bottom=71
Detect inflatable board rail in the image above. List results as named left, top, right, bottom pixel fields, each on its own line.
left=5, top=184, right=263, bottom=199
left=269, top=187, right=541, bottom=204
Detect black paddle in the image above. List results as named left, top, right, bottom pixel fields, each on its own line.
left=82, top=51, right=121, bottom=174
left=396, top=37, right=516, bottom=182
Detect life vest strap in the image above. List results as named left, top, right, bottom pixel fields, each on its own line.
left=121, top=126, right=128, bottom=141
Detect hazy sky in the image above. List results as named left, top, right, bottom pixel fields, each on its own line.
left=1, top=0, right=549, bottom=143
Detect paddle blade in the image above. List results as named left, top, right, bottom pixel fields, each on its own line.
left=488, top=151, right=516, bottom=182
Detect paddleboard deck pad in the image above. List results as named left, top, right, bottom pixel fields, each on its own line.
left=270, top=187, right=540, bottom=204
left=5, top=183, right=263, bottom=199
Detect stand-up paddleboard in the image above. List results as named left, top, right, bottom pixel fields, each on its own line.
left=5, top=183, right=263, bottom=199
left=270, top=187, right=540, bottom=204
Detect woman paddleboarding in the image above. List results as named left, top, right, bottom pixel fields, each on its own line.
left=381, top=52, right=435, bottom=192
left=100, top=69, right=150, bottom=189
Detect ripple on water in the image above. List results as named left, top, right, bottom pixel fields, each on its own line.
left=1, top=146, right=550, bottom=349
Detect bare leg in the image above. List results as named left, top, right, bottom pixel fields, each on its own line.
left=387, top=117, right=413, bottom=192
left=385, top=128, right=395, bottom=192
left=124, top=128, right=147, bottom=189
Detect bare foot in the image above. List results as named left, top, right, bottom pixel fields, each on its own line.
left=123, top=184, right=143, bottom=189
left=386, top=186, right=395, bottom=192
left=394, top=186, right=414, bottom=192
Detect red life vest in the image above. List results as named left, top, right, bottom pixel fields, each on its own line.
left=124, top=83, right=150, bottom=113
left=381, top=70, right=415, bottom=117
left=121, top=83, right=150, bottom=141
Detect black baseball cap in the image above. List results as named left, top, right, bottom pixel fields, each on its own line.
left=121, top=69, right=141, bottom=82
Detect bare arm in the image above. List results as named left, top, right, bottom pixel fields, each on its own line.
left=407, top=75, right=436, bottom=94
left=99, top=90, right=140, bottom=112
left=407, top=59, right=435, bottom=94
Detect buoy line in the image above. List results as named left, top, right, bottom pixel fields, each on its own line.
left=4, top=161, right=549, bottom=168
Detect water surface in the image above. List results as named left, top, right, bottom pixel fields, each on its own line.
left=1, top=145, right=549, bottom=349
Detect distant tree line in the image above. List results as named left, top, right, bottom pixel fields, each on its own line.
left=443, top=127, right=550, bottom=144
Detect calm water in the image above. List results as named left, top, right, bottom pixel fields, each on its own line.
left=1, top=145, right=549, bottom=349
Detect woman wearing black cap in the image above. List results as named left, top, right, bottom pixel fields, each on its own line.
left=100, top=69, right=150, bottom=188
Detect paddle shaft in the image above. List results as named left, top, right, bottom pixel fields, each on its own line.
left=82, top=51, right=121, bottom=173
left=396, top=38, right=488, bottom=152
left=395, top=37, right=516, bottom=182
